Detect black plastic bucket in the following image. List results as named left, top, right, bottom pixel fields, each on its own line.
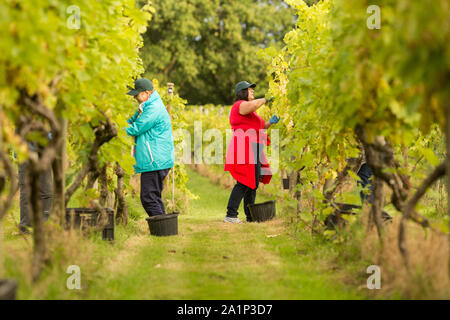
left=146, top=212, right=179, bottom=236
left=247, top=201, right=276, bottom=222
left=0, top=279, right=17, bottom=300
left=65, top=208, right=115, bottom=241
left=282, top=178, right=290, bottom=190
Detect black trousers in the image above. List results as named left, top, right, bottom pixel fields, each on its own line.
left=140, top=168, right=170, bottom=217
left=357, top=163, right=373, bottom=204
left=18, top=162, right=53, bottom=228
left=226, top=143, right=262, bottom=221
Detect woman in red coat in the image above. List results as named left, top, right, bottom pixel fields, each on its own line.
left=224, top=81, right=280, bottom=223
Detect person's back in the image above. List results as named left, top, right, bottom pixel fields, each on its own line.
left=14, top=129, right=53, bottom=234
left=126, top=78, right=174, bottom=218
left=129, top=91, right=175, bottom=173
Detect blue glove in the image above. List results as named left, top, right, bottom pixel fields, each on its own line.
left=266, top=96, right=275, bottom=104
left=269, top=115, right=280, bottom=125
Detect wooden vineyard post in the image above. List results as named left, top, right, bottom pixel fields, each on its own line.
left=51, top=117, right=67, bottom=226
left=295, top=170, right=302, bottom=216
left=446, top=102, right=450, bottom=278
left=167, top=82, right=174, bottom=114
left=166, top=83, right=175, bottom=209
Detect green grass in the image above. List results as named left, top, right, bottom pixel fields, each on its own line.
left=1, top=168, right=369, bottom=299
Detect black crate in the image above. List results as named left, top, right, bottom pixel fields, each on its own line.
left=65, top=208, right=115, bottom=241
left=102, top=228, right=114, bottom=241
left=325, top=203, right=392, bottom=229
left=336, top=203, right=362, bottom=213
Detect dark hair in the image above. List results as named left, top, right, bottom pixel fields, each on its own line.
left=235, top=88, right=249, bottom=102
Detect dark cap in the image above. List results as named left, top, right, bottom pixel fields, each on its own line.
left=127, top=78, right=154, bottom=96
left=234, top=81, right=256, bottom=95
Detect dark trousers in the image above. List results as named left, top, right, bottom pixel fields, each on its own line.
left=357, top=163, right=373, bottom=204
left=226, top=143, right=262, bottom=221
left=18, top=162, right=53, bottom=228
left=140, top=168, right=170, bottom=217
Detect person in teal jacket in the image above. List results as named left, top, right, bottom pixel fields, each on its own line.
left=126, top=78, right=175, bottom=217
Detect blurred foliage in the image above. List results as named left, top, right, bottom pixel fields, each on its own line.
left=0, top=0, right=154, bottom=207
left=140, top=0, right=295, bottom=105
left=262, top=0, right=449, bottom=224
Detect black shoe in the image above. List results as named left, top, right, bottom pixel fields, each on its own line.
left=18, top=225, right=31, bottom=235
left=382, top=210, right=393, bottom=222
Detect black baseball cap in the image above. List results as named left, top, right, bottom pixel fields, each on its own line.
left=127, top=78, right=154, bottom=96
left=234, top=81, right=256, bottom=95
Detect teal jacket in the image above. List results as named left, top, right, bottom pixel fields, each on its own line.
left=126, top=91, right=175, bottom=173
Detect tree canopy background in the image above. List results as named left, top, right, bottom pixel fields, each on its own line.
left=140, top=0, right=295, bottom=105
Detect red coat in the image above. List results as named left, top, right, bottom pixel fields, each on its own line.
left=224, top=100, right=272, bottom=189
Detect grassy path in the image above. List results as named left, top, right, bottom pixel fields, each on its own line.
left=2, top=167, right=367, bottom=299
left=85, top=168, right=365, bottom=299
